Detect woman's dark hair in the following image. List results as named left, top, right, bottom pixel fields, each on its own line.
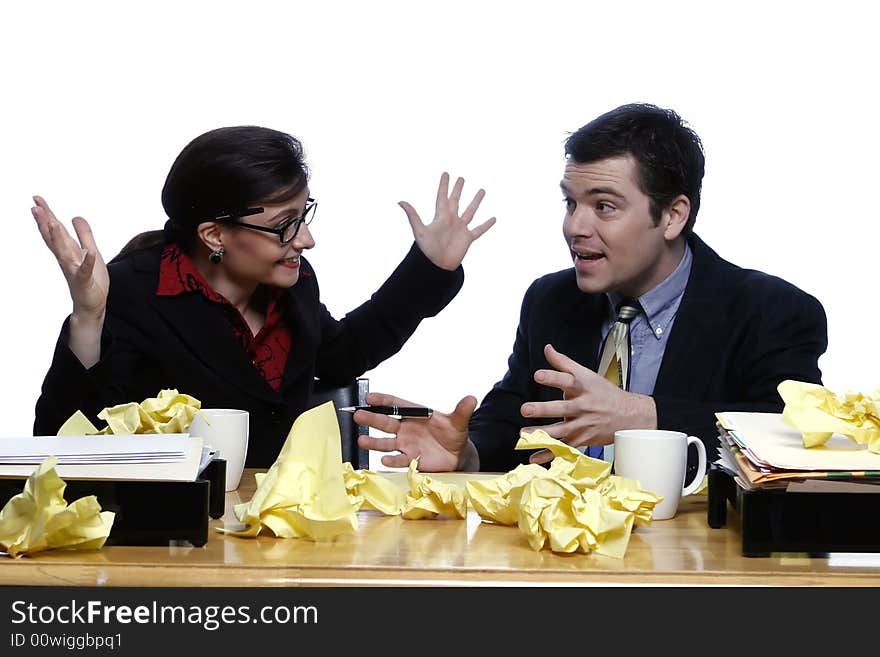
left=564, top=104, right=705, bottom=234
left=111, top=126, right=309, bottom=262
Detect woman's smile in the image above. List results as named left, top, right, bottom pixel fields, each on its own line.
left=277, top=255, right=300, bottom=269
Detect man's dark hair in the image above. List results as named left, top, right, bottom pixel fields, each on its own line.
left=564, top=103, right=705, bottom=233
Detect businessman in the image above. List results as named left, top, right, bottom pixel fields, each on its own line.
left=356, top=103, right=828, bottom=477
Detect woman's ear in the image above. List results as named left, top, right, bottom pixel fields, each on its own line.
left=196, top=222, right=224, bottom=251
left=662, top=195, right=690, bottom=241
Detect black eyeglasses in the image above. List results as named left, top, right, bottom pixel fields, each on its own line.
left=213, top=198, right=317, bottom=244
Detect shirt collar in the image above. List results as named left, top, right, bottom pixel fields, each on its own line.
left=156, top=243, right=285, bottom=315
left=156, top=244, right=224, bottom=301
left=606, top=243, right=693, bottom=339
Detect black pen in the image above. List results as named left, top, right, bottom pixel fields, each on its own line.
left=338, top=405, right=433, bottom=418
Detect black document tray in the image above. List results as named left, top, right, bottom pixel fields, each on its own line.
left=707, top=466, right=880, bottom=557
left=0, top=458, right=226, bottom=548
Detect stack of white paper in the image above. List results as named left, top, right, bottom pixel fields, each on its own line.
left=717, top=412, right=880, bottom=472
left=0, top=435, right=204, bottom=481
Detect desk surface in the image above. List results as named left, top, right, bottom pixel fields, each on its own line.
left=3, top=469, right=880, bottom=586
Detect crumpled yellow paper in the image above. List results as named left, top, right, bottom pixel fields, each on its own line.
left=779, top=380, right=880, bottom=453
left=465, top=430, right=662, bottom=558
left=57, top=389, right=201, bottom=435
left=517, top=477, right=636, bottom=556
left=0, top=457, right=115, bottom=558
left=467, top=463, right=553, bottom=525
left=599, top=475, right=665, bottom=528
left=223, top=401, right=358, bottom=539
left=401, top=458, right=467, bottom=520
left=342, top=462, right=405, bottom=515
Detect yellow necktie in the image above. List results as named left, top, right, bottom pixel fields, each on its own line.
left=598, top=301, right=640, bottom=390
left=595, top=300, right=640, bottom=462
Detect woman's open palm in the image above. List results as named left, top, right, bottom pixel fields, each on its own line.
left=401, top=172, right=496, bottom=271
left=32, top=195, right=109, bottom=321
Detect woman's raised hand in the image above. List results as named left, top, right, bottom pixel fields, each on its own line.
left=32, top=196, right=109, bottom=323
left=400, top=172, right=496, bottom=271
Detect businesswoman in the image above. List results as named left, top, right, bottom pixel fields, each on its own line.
left=32, top=126, right=495, bottom=467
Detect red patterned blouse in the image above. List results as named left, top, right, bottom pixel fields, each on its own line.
left=155, top=245, right=292, bottom=391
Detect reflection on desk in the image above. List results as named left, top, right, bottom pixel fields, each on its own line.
left=2, top=469, right=880, bottom=586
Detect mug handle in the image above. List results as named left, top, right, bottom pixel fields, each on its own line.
left=681, top=436, right=707, bottom=497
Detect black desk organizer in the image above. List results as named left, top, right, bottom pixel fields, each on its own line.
left=0, top=458, right=226, bottom=548
left=708, top=466, right=880, bottom=557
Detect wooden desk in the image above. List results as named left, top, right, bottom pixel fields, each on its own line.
left=3, top=469, right=880, bottom=586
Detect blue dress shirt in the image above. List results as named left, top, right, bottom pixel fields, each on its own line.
left=586, top=245, right=693, bottom=460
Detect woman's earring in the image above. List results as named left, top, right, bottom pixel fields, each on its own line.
left=209, top=246, right=225, bottom=264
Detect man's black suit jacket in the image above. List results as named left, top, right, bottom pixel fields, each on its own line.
left=34, top=243, right=463, bottom=467
left=469, top=234, right=828, bottom=476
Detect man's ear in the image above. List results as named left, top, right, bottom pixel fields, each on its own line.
left=662, top=195, right=690, bottom=241
left=196, top=222, right=224, bottom=251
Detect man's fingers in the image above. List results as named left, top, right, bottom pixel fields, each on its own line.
left=381, top=453, right=415, bottom=469
left=523, top=422, right=598, bottom=456
left=353, top=409, right=401, bottom=434
left=358, top=435, right=416, bottom=469
left=543, top=343, right=586, bottom=376
left=357, top=434, right=398, bottom=453
left=534, top=368, right=576, bottom=391
left=521, top=399, right=569, bottom=419
left=448, top=395, right=478, bottom=431
left=521, top=422, right=566, bottom=439
left=529, top=449, right=554, bottom=465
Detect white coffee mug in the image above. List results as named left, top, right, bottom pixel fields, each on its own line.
left=613, top=429, right=706, bottom=520
left=188, top=409, right=249, bottom=491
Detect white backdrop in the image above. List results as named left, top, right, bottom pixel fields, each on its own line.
left=2, top=2, right=877, bottom=454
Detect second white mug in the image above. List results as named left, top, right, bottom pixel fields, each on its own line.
left=188, top=408, right=249, bottom=492
left=613, top=429, right=706, bottom=520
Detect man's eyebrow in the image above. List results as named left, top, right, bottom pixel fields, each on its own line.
left=559, top=182, right=626, bottom=200
left=586, top=186, right=626, bottom=200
